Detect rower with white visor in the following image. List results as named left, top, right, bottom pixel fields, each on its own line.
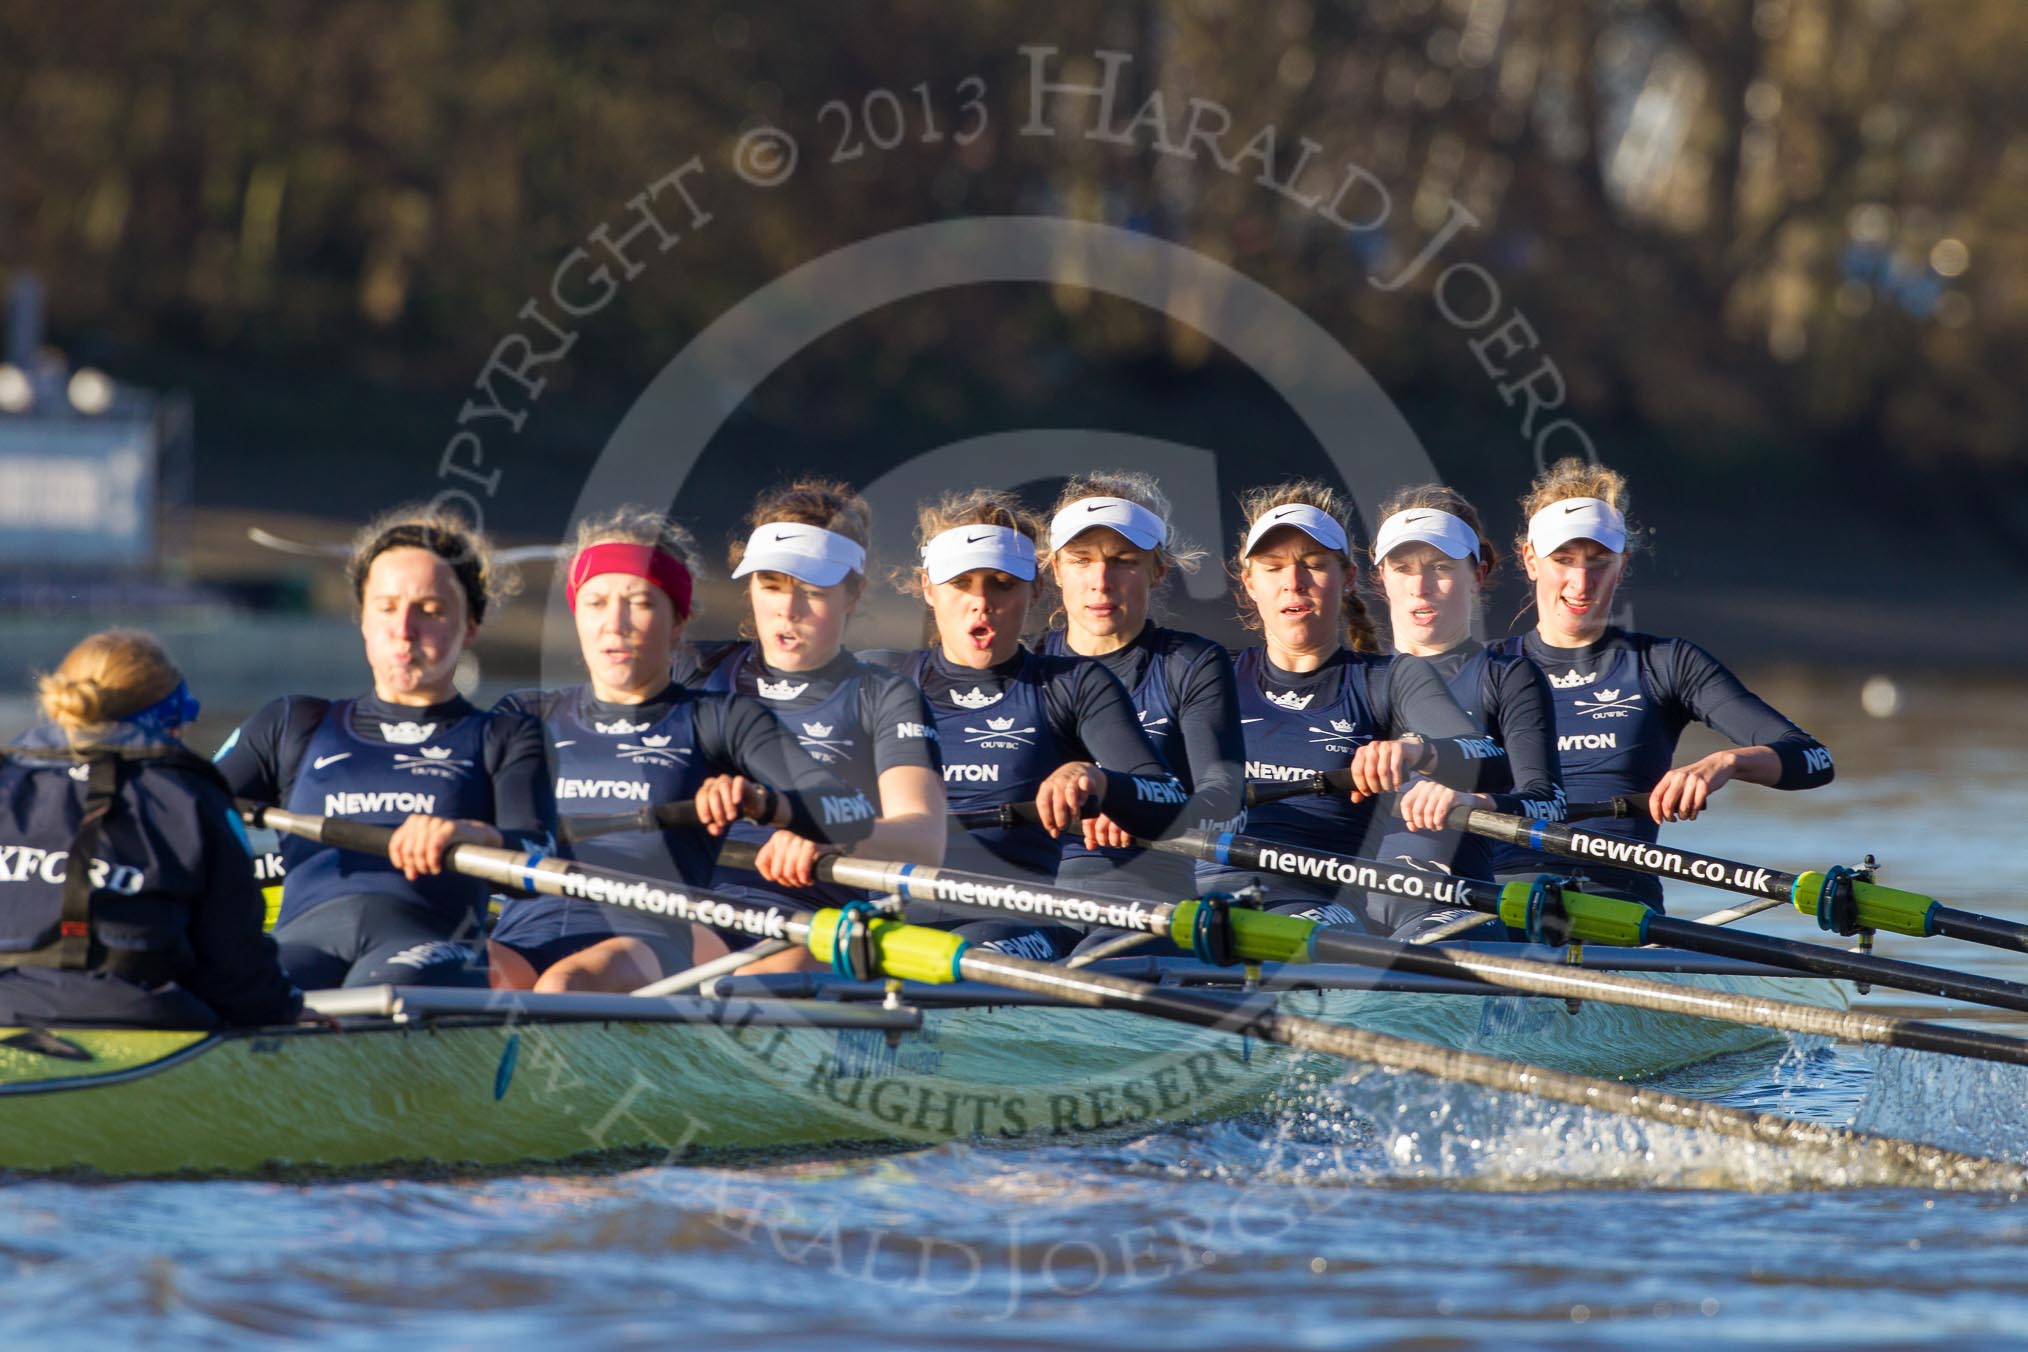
left=1039, top=473, right=1245, bottom=906
left=1198, top=482, right=1512, bottom=928
left=1486, top=457, right=1835, bottom=908
left=1361, top=485, right=1565, bottom=938
left=882, top=489, right=1188, bottom=961
left=682, top=480, right=947, bottom=975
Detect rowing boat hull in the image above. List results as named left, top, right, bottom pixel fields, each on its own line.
left=0, top=968, right=1843, bottom=1177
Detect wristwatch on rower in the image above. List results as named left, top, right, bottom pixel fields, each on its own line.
left=1398, top=732, right=1434, bottom=775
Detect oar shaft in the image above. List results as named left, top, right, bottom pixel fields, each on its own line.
left=951, top=946, right=2022, bottom=1189
left=1174, top=826, right=2028, bottom=1018
left=1641, top=914, right=2028, bottom=1014
left=1932, top=909, right=2028, bottom=955
left=247, top=805, right=809, bottom=951
left=1155, top=829, right=1507, bottom=912
left=715, top=839, right=1181, bottom=938
left=729, top=836, right=2028, bottom=1071
left=1457, top=807, right=2028, bottom=951
left=1458, top=808, right=1797, bottom=902
left=249, top=803, right=2026, bottom=1183
left=1304, top=928, right=2028, bottom=1070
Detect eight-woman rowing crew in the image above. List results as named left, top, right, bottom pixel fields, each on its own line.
left=0, top=458, right=1834, bottom=1029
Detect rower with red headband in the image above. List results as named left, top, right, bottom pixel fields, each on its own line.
left=680, top=480, right=946, bottom=974
left=1486, top=458, right=1835, bottom=908
left=217, top=507, right=557, bottom=990
left=489, top=506, right=880, bottom=993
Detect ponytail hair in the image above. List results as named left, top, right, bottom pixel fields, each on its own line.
left=35, top=629, right=182, bottom=741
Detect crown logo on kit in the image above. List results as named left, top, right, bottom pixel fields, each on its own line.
left=1264, top=690, right=1313, bottom=711
left=986, top=715, right=1016, bottom=731
left=595, top=718, right=651, bottom=735
left=1548, top=669, right=1598, bottom=689
left=379, top=721, right=437, bottom=744
left=641, top=734, right=672, bottom=747
left=1330, top=718, right=1355, bottom=735
left=802, top=721, right=834, bottom=739
left=950, top=686, right=1002, bottom=709
left=420, top=746, right=454, bottom=760
left=758, top=677, right=810, bottom=701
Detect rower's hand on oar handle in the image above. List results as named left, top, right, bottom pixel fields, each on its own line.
left=693, top=775, right=782, bottom=836
left=1079, top=811, right=1135, bottom=851
left=1036, top=763, right=1108, bottom=838
left=386, top=815, right=503, bottom=881
left=751, top=829, right=843, bottom=888
left=1346, top=737, right=1434, bottom=802
left=1397, top=782, right=1491, bottom=834
left=1647, top=751, right=1741, bottom=823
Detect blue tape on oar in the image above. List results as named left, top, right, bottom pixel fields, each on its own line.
left=1529, top=821, right=1547, bottom=851
left=1215, top=833, right=1236, bottom=867
left=518, top=852, right=549, bottom=892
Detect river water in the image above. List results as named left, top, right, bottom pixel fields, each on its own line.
left=1, top=672, right=2024, bottom=1348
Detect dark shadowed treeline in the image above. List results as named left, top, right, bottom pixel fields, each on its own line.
left=3, top=1, right=2025, bottom=567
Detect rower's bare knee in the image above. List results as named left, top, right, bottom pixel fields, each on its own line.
left=533, top=938, right=660, bottom=994
left=487, top=940, right=538, bottom=991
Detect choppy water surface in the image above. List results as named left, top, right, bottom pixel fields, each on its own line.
left=4, top=673, right=2026, bottom=1348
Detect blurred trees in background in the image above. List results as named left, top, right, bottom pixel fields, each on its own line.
left=2, top=0, right=2022, bottom=486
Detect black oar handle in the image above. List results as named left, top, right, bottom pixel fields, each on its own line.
left=957, top=789, right=1636, bottom=833
left=245, top=794, right=728, bottom=848
left=240, top=801, right=396, bottom=855
left=949, top=798, right=1100, bottom=832
left=1244, top=769, right=1354, bottom=807
left=558, top=801, right=704, bottom=843
left=546, top=784, right=786, bottom=844
left=1566, top=797, right=1639, bottom=822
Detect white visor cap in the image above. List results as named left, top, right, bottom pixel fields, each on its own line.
left=921, top=524, right=1038, bottom=584
left=730, top=522, right=867, bottom=586
left=1242, top=503, right=1349, bottom=557
left=1371, top=508, right=1481, bottom=564
left=1048, top=496, right=1169, bottom=552
left=1527, top=497, right=1627, bottom=557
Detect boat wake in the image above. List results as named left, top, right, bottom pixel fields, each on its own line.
left=1111, top=1038, right=2028, bottom=1194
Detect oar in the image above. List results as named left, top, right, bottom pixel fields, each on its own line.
left=1153, top=828, right=2028, bottom=1020
left=1245, top=768, right=1629, bottom=820
left=555, top=783, right=778, bottom=844
left=953, top=794, right=1642, bottom=835
left=1452, top=805, right=2028, bottom=954
left=715, top=840, right=2028, bottom=1074
left=241, top=803, right=2027, bottom=1187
